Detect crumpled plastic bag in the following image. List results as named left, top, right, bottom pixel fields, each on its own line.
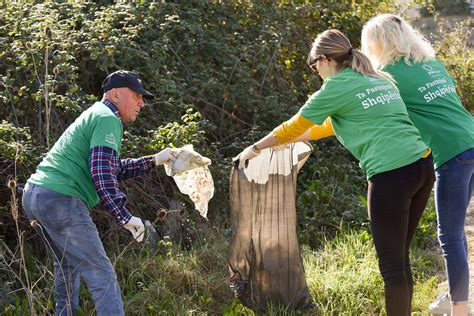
left=241, top=142, right=311, bottom=184
left=164, top=145, right=214, bottom=218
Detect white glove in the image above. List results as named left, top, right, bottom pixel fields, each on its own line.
left=233, top=145, right=261, bottom=169
left=154, top=148, right=176, bottom=166
left=123, top=216, right=145, bottom=242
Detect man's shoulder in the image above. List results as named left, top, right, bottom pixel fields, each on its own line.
left=70, top=103, right=122, bottom=137
left=83, top=102, right=121, bottom=124
left=88, top=101, right=117, bottom=116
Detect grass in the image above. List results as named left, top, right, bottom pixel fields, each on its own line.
left=306, top=229, right=444, bottom=315
left=2, top=223, right=444, bottom=315
left=304, top=230, right=385, bottom=314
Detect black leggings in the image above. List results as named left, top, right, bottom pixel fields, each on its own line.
left=368, top=155, right=435, bottom=316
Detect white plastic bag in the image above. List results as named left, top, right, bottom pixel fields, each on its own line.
left=164, top=145, right=214, bottom=218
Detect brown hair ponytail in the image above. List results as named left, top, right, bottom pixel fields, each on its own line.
left=308, top=29, right=394, bottom=82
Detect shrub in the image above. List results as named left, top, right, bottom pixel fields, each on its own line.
left=434, top=19, right=473, bottom=112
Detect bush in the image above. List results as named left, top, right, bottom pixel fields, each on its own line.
left=434, top=19, right=473, bottom=112
left=296, top=138, right=368, bottom=248
left=0, top=121, right=41, bottom=213
left=0, top=0, right=402, bottom=226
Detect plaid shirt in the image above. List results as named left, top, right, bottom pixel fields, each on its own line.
left=89, top=99, right=155, bottom=225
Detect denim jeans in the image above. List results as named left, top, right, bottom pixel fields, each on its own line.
left=435, top=147, right=474, bottom=304
left=22, top=182, right=124, bottom=316
left=368, top=155, right=435, bottom=316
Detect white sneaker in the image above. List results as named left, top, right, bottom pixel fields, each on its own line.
left=429, top=293, right=451, bottom=315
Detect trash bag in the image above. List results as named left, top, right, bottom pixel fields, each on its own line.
left=164, top=144, right=211, bottom=176
left=228, top=142, right=313, bottom=311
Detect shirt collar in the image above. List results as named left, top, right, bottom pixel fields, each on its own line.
left=101, top=99, right=121, bottom=120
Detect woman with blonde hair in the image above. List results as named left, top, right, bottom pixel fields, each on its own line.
left=362, top=14, right=474, bottom=316
left=234, top=29, right=434, bottom=315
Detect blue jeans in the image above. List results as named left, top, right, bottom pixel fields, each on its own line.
left=22, top=182, right=124, bottom=316
left=435, top=147, right=474, bottom=304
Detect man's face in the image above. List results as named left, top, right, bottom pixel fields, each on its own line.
left=114, top=88, right=145, bottom=123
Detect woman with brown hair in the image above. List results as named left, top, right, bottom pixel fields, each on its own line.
left=234, top=29, right=435, bottom=315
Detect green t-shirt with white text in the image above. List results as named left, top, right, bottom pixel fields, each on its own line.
left=300, top=68, right=428, bottom=179
left=383, top=58, right=474, bottom=169
left=29, top=102, right=123, bottom=208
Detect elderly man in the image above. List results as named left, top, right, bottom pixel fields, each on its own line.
left=22, top=70, right=172, bottom=315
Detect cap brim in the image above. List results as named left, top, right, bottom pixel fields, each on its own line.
left=131, top=86, right=154, bottom=99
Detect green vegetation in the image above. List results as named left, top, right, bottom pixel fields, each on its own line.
left=1, top=0, right=469, bottom=314
left=434, top=20, right=473, bottom=112
left=2, top=225, right=443, bottom=315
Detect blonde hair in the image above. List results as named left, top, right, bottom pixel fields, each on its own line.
left=308, top=29, right=393, bottom=82
left=361, top=14, right=435, bottom=69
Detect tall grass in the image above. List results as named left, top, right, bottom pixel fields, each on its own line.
left=3, top=217, right=443, bottom=315
left=304, top=230, right=384, bottom=314
left=304, top=229, right=443, bottom=315
left=102, top=228, right=443, bottom=314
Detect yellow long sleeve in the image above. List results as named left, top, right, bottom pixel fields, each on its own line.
left=273, top=115, right=335, bottom=144
left=307, top=117, right=335, bottom=140
left=272, top=113, right=314, bottom=144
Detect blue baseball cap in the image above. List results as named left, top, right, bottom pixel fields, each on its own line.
left=102, top=70, right=154, bottom=99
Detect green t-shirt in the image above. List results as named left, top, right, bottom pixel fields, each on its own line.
left=300, top=68, right=428, bottom=179
left=29, top=102, right=123, bottom=208
left=383, top=58, right=474, bottom=169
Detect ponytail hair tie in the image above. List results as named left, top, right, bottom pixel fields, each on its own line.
left=348, top=47, right=353, bottom=56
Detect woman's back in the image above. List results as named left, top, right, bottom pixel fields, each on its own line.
left=300, top=67, right=427, bottom=179
left=383, top=59, right=474, bottom=168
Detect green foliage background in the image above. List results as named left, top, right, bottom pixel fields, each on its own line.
left=0, top=0, right=399, bottom=238
left=0, top=0, right=470, bottom=314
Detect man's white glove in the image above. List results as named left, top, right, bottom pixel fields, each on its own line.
left=154, top=148, right=176, bottom=166
left=123, top=216, right=145, bottom=242
left=233, top=144, right=261, bottom=169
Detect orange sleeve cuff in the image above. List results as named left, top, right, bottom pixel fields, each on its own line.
left=273, top=113, right=314, bottom=144
left=308, top=117, right=335, bottom=140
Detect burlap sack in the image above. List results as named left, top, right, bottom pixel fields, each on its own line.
left=228, top=142, right=313, bottom=311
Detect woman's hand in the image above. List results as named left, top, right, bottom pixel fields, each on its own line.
left=233, top=145, right=261, bottom=169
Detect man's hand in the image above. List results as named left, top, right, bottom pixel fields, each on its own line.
left=233, top=145, right=261, bottom=169
left=123, top=216, right=145, bottom=242
left=154, top=148, right=176, bottom=166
